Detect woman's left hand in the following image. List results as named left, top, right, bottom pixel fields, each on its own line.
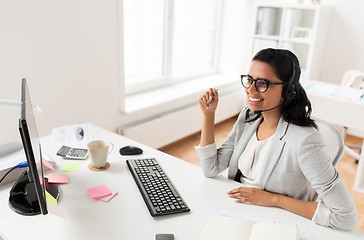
left=227, top=187, right=278, bottom=207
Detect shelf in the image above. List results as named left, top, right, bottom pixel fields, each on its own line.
left=254, top=2, right=321, bottom=11
left=253, top=34, right=280, bottom=41
left=282, top=38, right=310, bottom=44
left=255, top=7, right=283, bottom=36
left=251, top=3, right=331, bottom=80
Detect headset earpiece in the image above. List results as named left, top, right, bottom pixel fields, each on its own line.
left=287, top=89, right=296, bottom=101
left=283, top=50, right=298, bottom=103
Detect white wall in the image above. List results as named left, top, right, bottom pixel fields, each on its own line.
left=0, top=0, right=124, bottom=145
left=320, top=0, right=364, bottom=83
left=0, top=0, right=252, bottom=146
left=1, top=0, right=364, bottom=146
left=218, top=0, right=255, bottom=75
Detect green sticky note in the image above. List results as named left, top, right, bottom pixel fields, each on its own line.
left=62, top=162, right=81, bottom=172
left=46, top=190, right=57, bottom=206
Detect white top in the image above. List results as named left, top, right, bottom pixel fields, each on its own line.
left=238, top=132, right=273, bottom=188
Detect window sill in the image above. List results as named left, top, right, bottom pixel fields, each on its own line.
left=124, top=74, right=241, bottom=116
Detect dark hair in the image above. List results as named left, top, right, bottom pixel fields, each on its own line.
left=245, top=48, right=317, bottom=128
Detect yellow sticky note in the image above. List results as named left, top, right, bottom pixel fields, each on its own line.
left=45, top=190, right=57, bottom=206
left=62, top=163, right=81, bottom=172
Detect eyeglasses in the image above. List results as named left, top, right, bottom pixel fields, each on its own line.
left=241, top=75, right=287, bottom=93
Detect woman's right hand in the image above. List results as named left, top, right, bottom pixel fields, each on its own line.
left=199, top=88, right=219, bottom=115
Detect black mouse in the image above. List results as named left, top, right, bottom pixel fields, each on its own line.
left=119, top=145, right=143, bottom=155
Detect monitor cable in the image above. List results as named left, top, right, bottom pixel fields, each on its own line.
left=0, top=161, right=28, bottom=184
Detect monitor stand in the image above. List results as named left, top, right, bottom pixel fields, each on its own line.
left=8, top=170, right=60, bottom=216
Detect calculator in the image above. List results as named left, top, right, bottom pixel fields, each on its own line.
left=56, top=145, right=88, bottom=160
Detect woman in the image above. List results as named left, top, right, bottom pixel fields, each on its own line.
left=195, top=48, right=357, bottom=230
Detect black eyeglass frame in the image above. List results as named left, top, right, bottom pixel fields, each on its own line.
left=240, top=74, right=287, bottom=93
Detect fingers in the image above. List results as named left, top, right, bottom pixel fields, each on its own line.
left=227, top=187, right=248, bottom=195
left=227, top=188, right=244, bottom=199
left=227, top=187, right=254, bottom=202
left=199, top=92, right=210, bottom=107
left=205, top=89, right=213, bottom=104
left=227, top=188, right=250, bottom=203
left=199, top=88, right=218, bottom=109
left=227, top=187, right=273, bottom=206
left=207, top=88, right=218, bottom=104
left=213, top=88, right=219, bottom=101
left=228, top=193, right=243, bottom=199
left=208, top=88, right=214, bottom=100
left=235, top=198, right=249, bottom=203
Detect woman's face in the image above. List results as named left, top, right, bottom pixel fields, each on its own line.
left=245, top=60, right=285, bottom=114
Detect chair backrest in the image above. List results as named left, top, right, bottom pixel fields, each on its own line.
left=309, top=118, right=344, bottom=201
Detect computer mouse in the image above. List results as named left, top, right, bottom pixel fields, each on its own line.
left=119, top=145, right=143, bottom=155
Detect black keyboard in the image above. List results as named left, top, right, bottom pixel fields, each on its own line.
left=126, top=158, right=190, bottom=217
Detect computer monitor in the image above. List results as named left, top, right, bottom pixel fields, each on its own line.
left=8, top=78, right=59, bottom=216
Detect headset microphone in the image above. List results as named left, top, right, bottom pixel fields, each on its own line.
left=253, top=102, right=284, bottom=114
left=252, top=50, right=298, bottom=115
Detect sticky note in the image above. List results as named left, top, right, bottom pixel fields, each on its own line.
left=86, top=185, right=112, bottom=199
left=99, top=191, right=118, bottom=202
left=47, top=203, right=65, bottom=218
left=42, top=158, right=55, bottom=171
left=62, top=163, right=81, bottom=172
left=46, top=190, right=57, bottom=206
left=47, top=174, right=69, bottom=184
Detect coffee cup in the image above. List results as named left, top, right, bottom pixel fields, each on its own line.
left=87, top=140, right=114, bottom=168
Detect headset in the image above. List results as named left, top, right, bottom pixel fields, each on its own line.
left=282, top=50, right=298, bottom=102
left=253, top=50, right=298, bottom=114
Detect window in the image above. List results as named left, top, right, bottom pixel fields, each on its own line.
left=123, top=0, right=221, bottom=95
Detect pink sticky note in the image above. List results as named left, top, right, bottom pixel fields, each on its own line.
left=86, top=185, right=112, bottom=199
left=42, top=158, right=55, bottom=171
left=99, top=191, right=118, bottom=202
left=47, top=203, right=65, bottom=218
left=47, top=174, right=69, bottom=184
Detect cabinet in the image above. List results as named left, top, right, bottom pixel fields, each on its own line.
left=251, top=3, right=331, bottom=80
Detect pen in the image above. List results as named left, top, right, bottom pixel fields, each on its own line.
left=207, top=88, right=218, bottom=105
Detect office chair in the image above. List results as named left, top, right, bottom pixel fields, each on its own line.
left=341, top=70, right=364, bottom=164
left=309, top=118, right=344, bottom=202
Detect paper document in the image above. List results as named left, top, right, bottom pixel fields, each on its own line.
left=214, top=208, right=312, bottom=240
left=200, top=215, right=299, bottom=240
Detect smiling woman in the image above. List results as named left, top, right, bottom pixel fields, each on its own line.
left=159, top=118, right=364, bottom=231
left=195, top=48, right=358, bottom=230
left=242, top=62, right=287, bottom=118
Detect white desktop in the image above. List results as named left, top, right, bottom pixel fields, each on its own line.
left=1, top=124, right=364, bottom=240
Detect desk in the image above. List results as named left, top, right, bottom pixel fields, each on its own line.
left=302, top=80, right=364, bottom=194
left=0, top=125, right=363, bottom=239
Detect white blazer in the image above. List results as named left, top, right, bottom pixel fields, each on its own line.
left=196, top=107, right=357, bottom=230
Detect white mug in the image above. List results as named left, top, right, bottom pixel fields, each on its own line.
left=87, top=140, right=114, bottom=168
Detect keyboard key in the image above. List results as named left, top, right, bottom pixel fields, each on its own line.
left=126, top=158, right=190, bottom=217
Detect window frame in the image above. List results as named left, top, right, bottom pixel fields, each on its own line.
left=122, top=0, right=223, bottom=96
